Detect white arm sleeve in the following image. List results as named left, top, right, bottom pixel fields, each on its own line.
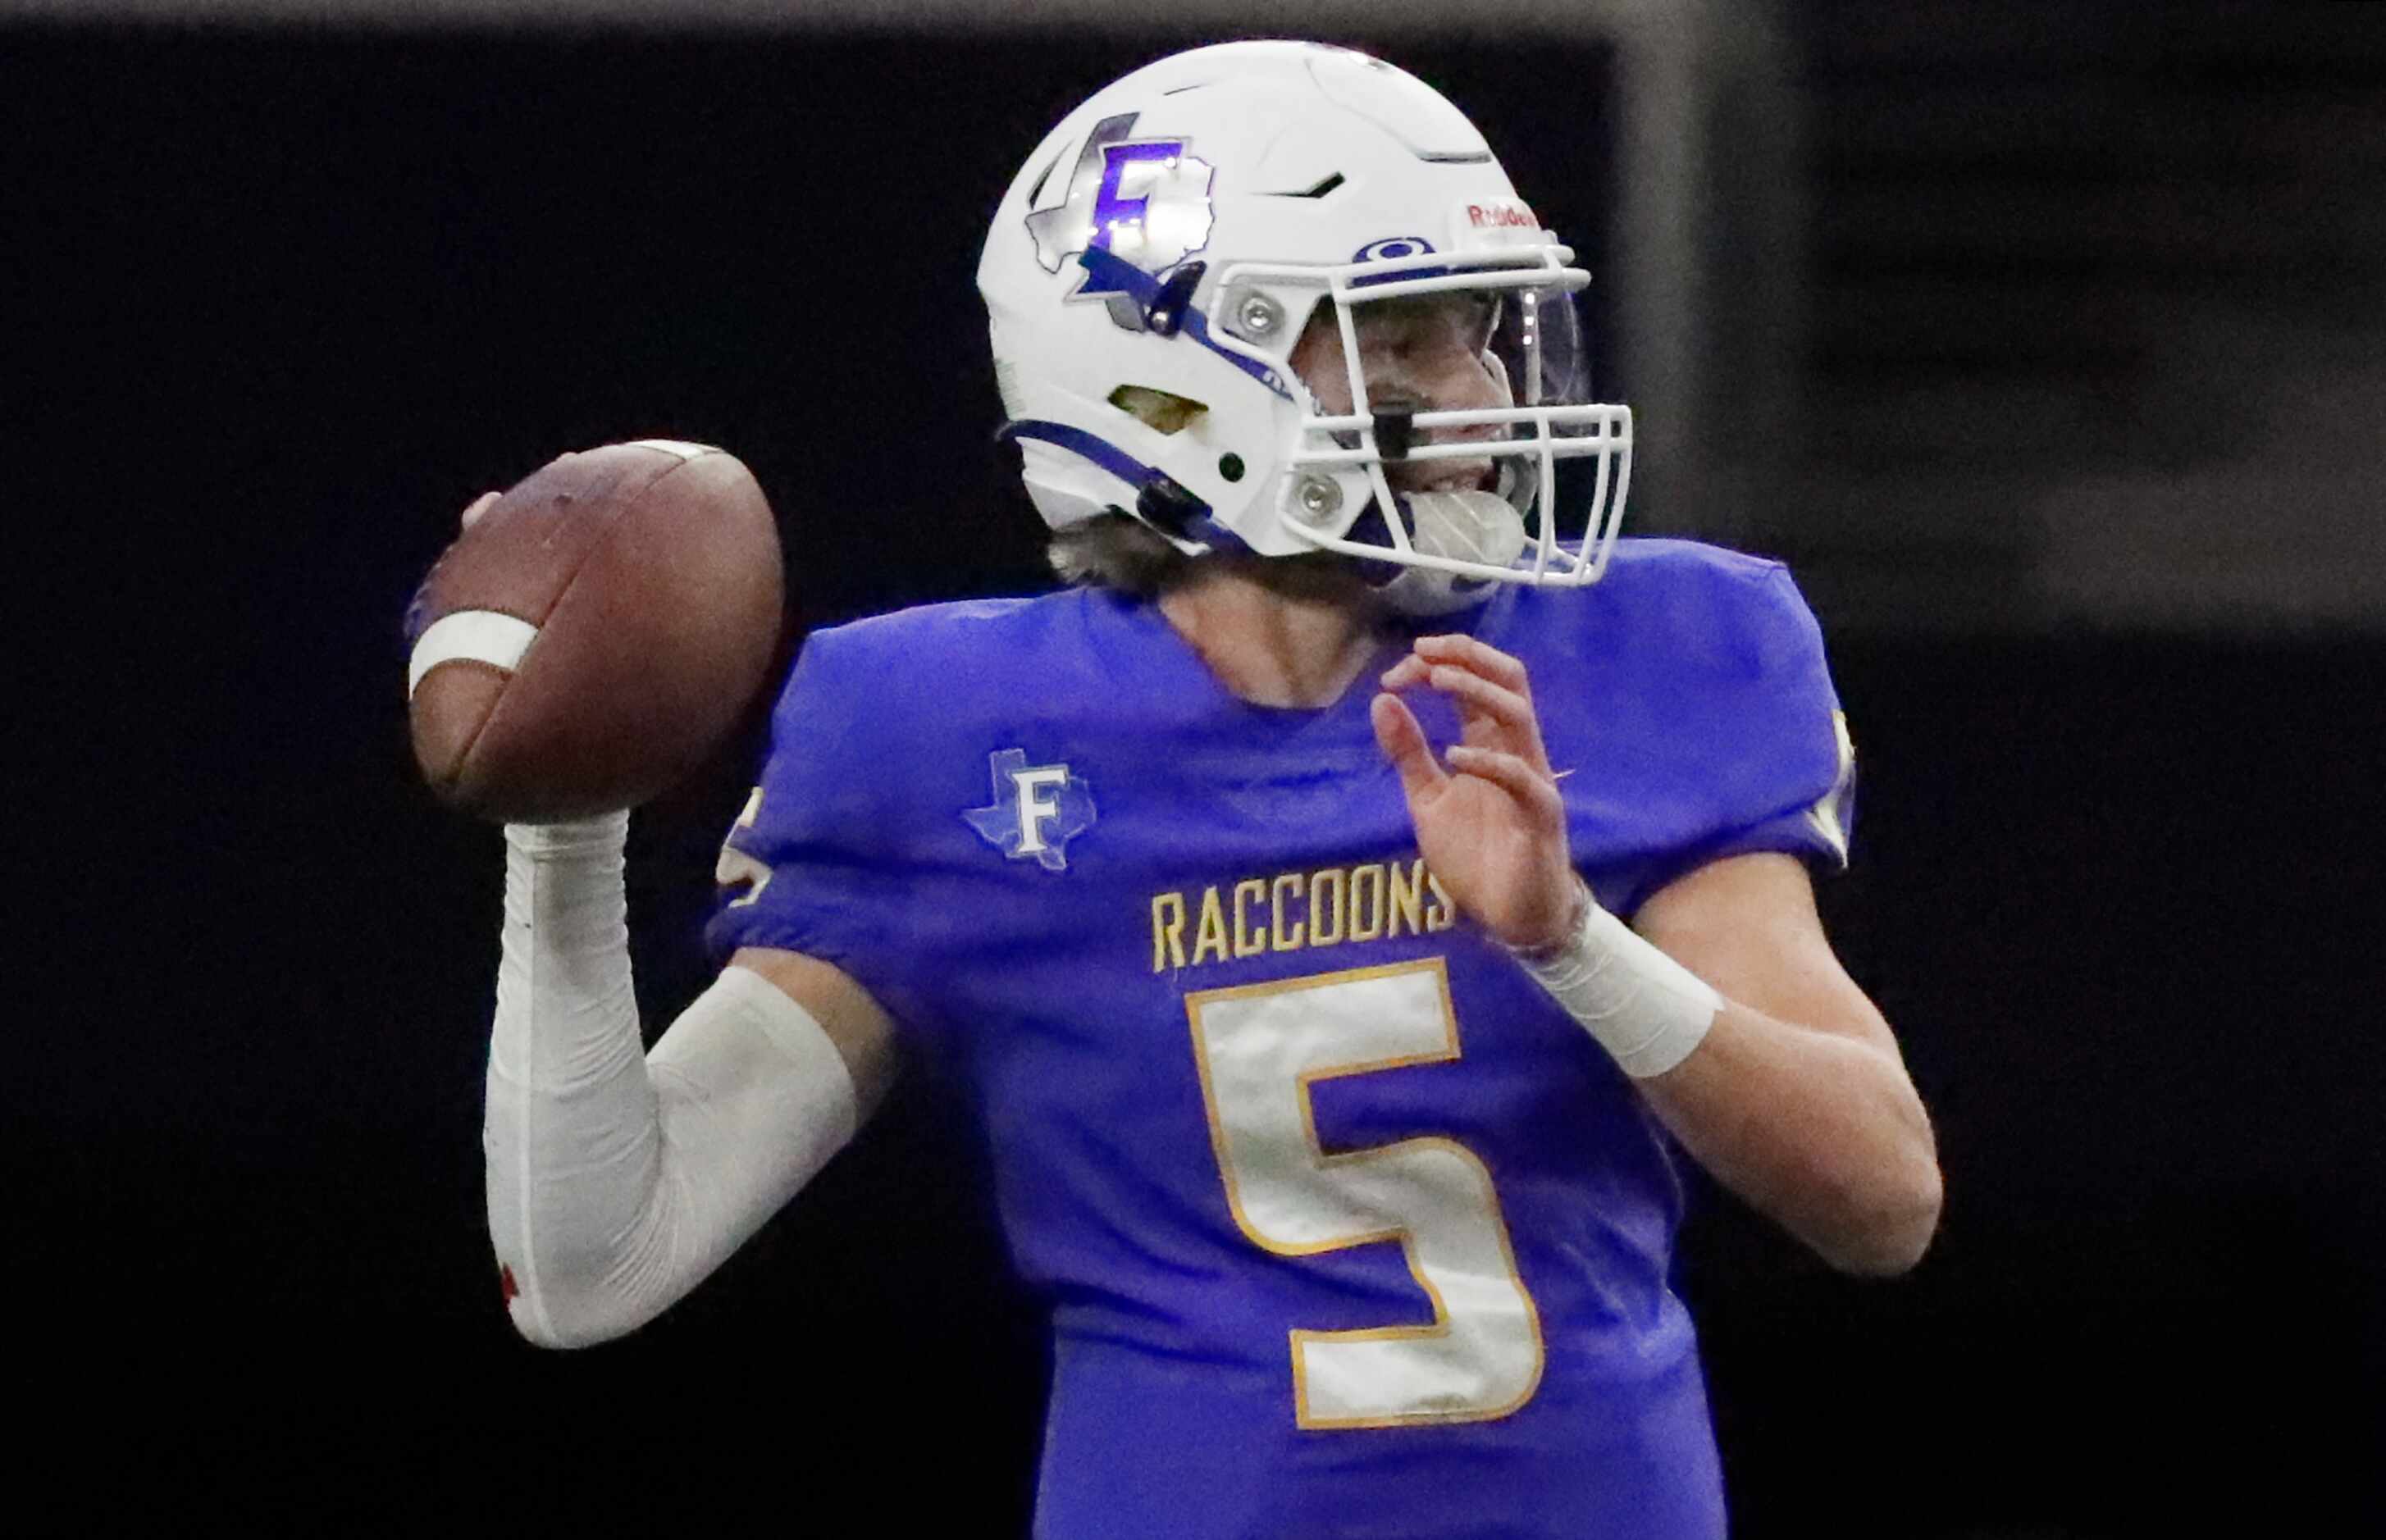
left=481, top=814, right=859, bottom=1350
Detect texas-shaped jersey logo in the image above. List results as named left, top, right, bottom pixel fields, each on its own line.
left=964, top=748, right=1097, bottom=873
left=1024, top=111, right=1214, bottom=300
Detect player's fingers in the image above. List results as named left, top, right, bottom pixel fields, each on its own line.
left=1445, top=745, right=1566, bottom=828
left=1430, top=664, right=1551, bottom=767
left=460, top=490, right=501, bottom=531
left=1380, top=653, right=1431, bottom=692
left=1371, top=692, right=1448, bottom=803
left=1413, top=633, right=1531, bottom=695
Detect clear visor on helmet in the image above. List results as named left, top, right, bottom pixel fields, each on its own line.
left=1283, top=248, right=1631, bottom=591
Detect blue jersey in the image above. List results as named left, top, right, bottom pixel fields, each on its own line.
left=707, top=539, right=1855, bottom=1539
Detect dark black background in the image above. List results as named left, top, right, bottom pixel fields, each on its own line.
left=12, top=18, right=2381, bottom=1536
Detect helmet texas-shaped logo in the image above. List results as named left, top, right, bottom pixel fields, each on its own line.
left=1025, top=112, right=1216, bottom=293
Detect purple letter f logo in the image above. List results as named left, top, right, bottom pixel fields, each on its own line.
left=1024, top=112, right=1214, bottom=293
left=1088, top=140, right=1183, bottom=254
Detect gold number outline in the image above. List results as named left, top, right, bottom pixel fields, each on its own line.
left=1184, top=957, right=1546, bottom=1430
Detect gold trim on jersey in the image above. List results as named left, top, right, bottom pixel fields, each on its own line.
left=715, top=785, right=773, bottom=908
left=1804, top=709, right=1856, bottom=864
left=1185, top=959, right=1547, bottom=1430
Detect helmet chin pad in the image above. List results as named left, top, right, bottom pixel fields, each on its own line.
left=1348, top=490, right=1529, bottom=617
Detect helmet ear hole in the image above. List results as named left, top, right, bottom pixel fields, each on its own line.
left=1108, top=386, right=1208, bottom=435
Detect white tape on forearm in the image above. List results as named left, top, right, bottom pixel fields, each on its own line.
left=1514, top=884, right=1722, bottom=1079
left=408, top=609, right=539, bottom=698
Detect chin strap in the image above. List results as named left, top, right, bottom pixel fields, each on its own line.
left=996, top=418, right=1247, bottom=555
left=1364, top=489, right=1531, bottom=617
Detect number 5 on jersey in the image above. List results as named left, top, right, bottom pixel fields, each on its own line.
left=1185, top=959, right=1544, bottom=1429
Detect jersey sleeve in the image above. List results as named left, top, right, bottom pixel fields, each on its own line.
left=1659, top=560, right=1857, bottom=880
left=702, top=628, right=931, bottom=1023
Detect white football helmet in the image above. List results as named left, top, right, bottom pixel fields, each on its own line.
left=978, top=39, right=1631, bottom=614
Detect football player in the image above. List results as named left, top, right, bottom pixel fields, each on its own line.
left=481, top=41, right=1941, bottom=1538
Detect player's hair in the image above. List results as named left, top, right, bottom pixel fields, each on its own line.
left=1044, top=513, right=1193, bottom=595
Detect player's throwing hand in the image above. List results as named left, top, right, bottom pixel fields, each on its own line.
left=1371, top=634, right=1580, bottom=953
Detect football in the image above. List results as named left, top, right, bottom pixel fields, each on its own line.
left=405, top=440, right=784, bottom=822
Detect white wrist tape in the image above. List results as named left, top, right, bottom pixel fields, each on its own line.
left=485, top=814, right=857, bottom=1349
left=1512, top=883, right=1722, bottom=1078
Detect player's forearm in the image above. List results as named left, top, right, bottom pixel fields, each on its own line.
left=1637, top=1005, right=1941, bottom=1276
left=482, top=814, right=672, bottom=1348
left=482, top=818, right=862, bottom=1349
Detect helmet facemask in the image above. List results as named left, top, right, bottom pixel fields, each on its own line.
left=1210, top=248, right=1631, bottom=616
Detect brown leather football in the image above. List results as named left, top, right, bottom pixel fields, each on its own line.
left=405, top=440, right=784, bottom=822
